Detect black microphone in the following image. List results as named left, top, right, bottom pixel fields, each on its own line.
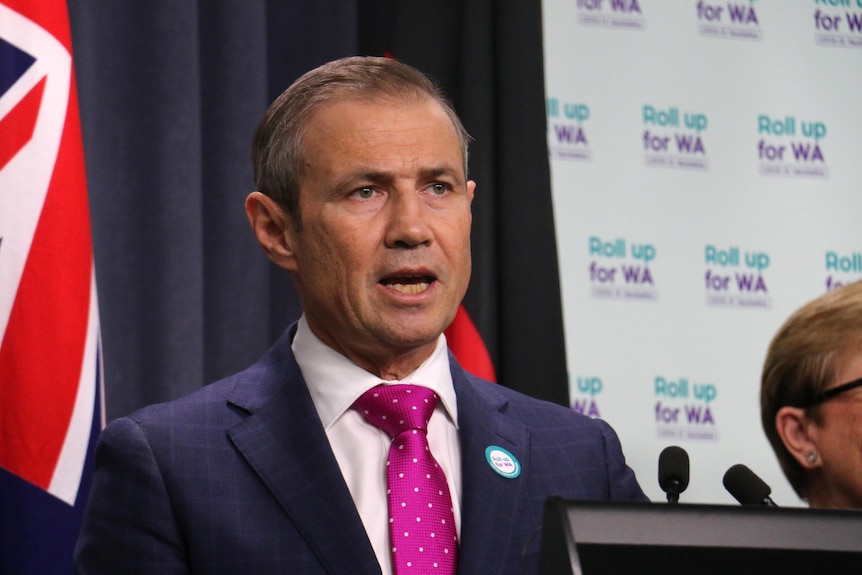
left=722, top=464, right=778, bottom=507
left=658, top=446, right=689, bottom=504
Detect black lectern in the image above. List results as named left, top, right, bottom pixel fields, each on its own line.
left=538, top=498, right=862, bottom=575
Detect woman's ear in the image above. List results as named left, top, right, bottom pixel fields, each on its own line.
left=244, top=191, right=298, bottom=271
left=775, top=406, right=821, bottom=469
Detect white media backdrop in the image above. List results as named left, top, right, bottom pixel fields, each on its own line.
left=542, top=0, right=862, bottom=505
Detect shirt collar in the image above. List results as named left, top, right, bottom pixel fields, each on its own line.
left=292, top=315, right=459, bottom=430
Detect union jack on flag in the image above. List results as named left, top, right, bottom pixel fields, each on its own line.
left=0, top=0, right=103, bottom=571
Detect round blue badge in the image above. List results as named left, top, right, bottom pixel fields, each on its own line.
left=485, top=446, right=521, bottom=479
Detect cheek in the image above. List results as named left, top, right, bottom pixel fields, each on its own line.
left=851, top=412, right=862, bottom=450
left=826, top=409, right=862, bottom=454
left=451, top=230, right=473, bottom=270
left=306, top=227, right=374, bottom=282
left=295, top=231, right=345, bottom=285
left=440, top=212, right=472, bottom=246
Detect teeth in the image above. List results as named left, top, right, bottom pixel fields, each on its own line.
left=388, top=282, right=430, bottom=295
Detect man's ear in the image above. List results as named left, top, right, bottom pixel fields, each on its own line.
left=244, top=191, right=298, bottom=271
left=775, top=406, right=821, bottom=469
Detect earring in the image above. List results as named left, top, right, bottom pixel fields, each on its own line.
left=806, top=451, right=818, bottom=464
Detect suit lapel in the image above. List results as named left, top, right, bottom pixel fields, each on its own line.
left=221, top=333, right=530, bottom=574
left=225, top=333, right=381, bottom=575
left=452, top=362, right=532, bottom=575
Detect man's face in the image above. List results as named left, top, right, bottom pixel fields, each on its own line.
left=284, top=96, right=474, bottom=377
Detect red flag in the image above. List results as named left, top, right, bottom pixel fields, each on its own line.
left=445, top=305, right=496, bottom=382
left=0, top=0, right=102, bottom=517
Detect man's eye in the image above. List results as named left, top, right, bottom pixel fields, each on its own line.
left=355, top=187, right=375, bottom=199
left=430, top=183, right=448, bottom=195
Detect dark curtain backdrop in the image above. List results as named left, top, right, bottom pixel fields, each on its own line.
left=67, top=0, right=567, bottom=421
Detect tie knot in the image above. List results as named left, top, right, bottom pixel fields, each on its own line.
left=354, top=384, right=437, bottom=438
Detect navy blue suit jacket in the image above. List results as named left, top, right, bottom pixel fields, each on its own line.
left=75, top=325, right=646, bottom=574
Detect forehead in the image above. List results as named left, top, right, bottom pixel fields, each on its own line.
left=302, top=97, right=462, bottom=160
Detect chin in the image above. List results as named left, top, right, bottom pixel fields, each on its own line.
left=379, top=322, right=444, bottom=349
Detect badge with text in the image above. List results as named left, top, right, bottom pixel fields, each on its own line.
left=485, top=446, right=521, bottom=479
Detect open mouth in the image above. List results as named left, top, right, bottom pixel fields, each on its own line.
left=381, top=276, right=435, bottom=295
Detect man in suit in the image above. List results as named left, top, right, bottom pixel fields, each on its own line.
left=75, top=56, right=646, bottom=575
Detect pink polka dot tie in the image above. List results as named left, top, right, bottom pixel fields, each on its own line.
left=355, top=384, right=458, bottom=574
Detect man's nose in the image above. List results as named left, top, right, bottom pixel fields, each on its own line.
left=384, top=189, right=433, bottom=248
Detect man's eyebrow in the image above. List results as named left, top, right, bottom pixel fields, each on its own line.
left=334, top=165, right=464, bottom=189
left=418, top=165, right=465, bottom=184
left=334, top=170, right=394, bottom=189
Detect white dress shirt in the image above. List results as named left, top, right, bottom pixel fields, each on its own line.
left=292, top=316, right=462, bottom=575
